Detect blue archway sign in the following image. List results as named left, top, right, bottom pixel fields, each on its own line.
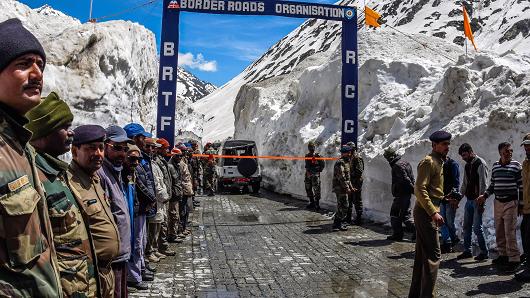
left=157, top=0, right=358, bottom=149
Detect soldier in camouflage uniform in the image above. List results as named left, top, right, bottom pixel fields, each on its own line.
left=332, top=145, right=354, bottom=231
left=189, top=140, right=203, bottom=196
left=0, top=18, right=62, bottom=297
left=305, top=141, right=325, bottom=211
left=203, top=149, right=217, bottom=196
left=347, top=142, right=364, bottom=225
left=26, top=92, right=99, bottom=297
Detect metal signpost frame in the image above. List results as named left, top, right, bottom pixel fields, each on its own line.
left=156, top=0, right=358, bottom=148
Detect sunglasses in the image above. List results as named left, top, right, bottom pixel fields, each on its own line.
left=107, top=143, right=129, bottom=152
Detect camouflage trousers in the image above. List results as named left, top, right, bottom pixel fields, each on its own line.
left=333, top=193, right=349, bottom=227
left=304, top=174, right=321, bottom=203
left=347, top=190, right=363, bottom=221
left=204, top=173, right=215, bottom=195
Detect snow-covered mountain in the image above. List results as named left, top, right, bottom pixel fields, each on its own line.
left=1, top=0, right=215, bottom=132
left=193, top=0, right=530, bottom=248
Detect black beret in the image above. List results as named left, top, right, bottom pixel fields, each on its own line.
left=73, top=125, right=106, bottom=146
left=429, top=130, right=452, bottom=143
left=0, top=18, right=46, bottom=72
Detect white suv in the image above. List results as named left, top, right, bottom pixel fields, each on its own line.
left=217, top=140, right=262, bottom=193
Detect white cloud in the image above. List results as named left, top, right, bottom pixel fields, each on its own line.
left=178, top=52, right=218, bottom=72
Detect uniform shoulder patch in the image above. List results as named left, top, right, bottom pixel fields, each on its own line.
left=8, top=175, right=30, bottom=192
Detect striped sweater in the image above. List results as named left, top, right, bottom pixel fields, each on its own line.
left=484, top=160, right=523, bottom=202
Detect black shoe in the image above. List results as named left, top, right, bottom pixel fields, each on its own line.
left=440, top=243, right=453, bottom=254
left=457, top=251, right=473, bottom=260
left=314, top=203, right=321, bottom=211
left=451, top=238, right=461, bottom=247
left=354, top=217, right=363, bottom=226
left=128, top=281, right=149, bottom=290
left=208, top=192, right=215, bottom=197
left=168, top=237, right=183, bottom=243
left=142, top=273, right=154, bottom=281
left=386, top=234, right=403, bottom=241
left=492, top=256, right=509, bottom=265
left=515, top=269, right=530, bottom=282
left=306, top=202, right=315, bottom=210
left=501, top=261, right=520, bottom=273
left=332, top=225, right=340, bottom=232
left=160, top=249, right=176, bottom=256
left=410, top=233, right=416, bottom=242
left=339, top=224, right=348, bottom=231
left=474, top=253, right=489, bottom=261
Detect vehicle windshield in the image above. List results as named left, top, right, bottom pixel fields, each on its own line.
left=222, top=146, right=256, bottom=166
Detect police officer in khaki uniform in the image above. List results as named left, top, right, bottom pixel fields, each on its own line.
left=0, top=18, right=62, bottom=297
left=26, top=92, right=99, bottom=297
left=408, top=131, right=450, bottom=298
left=68, top=125, right=120, bottom=298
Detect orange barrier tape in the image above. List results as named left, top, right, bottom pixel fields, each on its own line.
left=192, top=154, right=339, bottom=161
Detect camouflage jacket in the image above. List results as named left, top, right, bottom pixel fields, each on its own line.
left=0, top=104, right=62, bottom=297
left=35, top=152, right=98, bottom=297
left=203, top=158, right=217, bottom=177
left=305, top=152, right=325, bottom=176
left=67, top=161, right=120, bottom=266
left=350, top=152, right=364, bottom=188
left=189, top=150, right=202, bottom=180
left=332, top=157, right=353, bottom=194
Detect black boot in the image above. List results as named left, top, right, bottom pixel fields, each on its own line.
left=314, top=201, right=321, bottom=211
left=354, top=214, right=363, bottom=226
left=306, top=201, right=315, bottom=210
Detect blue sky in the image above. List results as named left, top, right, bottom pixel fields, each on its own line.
left=18, top=0, right=335, bottom=86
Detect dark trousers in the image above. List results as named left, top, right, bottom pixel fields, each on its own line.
left=347, top=190, right=363, bottom=221
left=179, top=196, right=190, bottom=232
left=112, top=261, right=128, bottom=298
left=522, top=214, right=530, bottom=267
left=409, top=205, right=440, bottom=298
left=390, top=195, right=415, bottom=237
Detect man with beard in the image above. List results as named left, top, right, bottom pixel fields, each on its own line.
left=26, top=92, right=99, bottom=297
left=98, top=126, right=134, bottom=297
left=68, top=125, right=120, bottom=297
left=0, top=18, right=62, bottom=297
left=456, top=143, right=489, bottom=261
left=478, top=142, right=524, bottom=272
left=408, top=130, right=449, bottom=298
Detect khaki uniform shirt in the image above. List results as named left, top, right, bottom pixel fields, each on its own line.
left=67, top=161, right=120, bottom=264
left=0, top=104, right=62, bottom=297
left=414, top=151, right=445, bottom=216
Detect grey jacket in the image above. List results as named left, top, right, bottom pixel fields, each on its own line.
left=98, top=159, right=131, bottom=263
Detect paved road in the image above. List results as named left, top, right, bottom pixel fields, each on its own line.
left=130, top=191, right=530, bottom=297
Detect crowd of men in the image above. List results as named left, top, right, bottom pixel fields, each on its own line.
left=305, top=131, right=529, bottom=297
left=0, top=18, right=223, bottom=297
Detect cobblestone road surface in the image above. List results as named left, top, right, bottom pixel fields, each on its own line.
left=130, top=191, right=530, bottom=297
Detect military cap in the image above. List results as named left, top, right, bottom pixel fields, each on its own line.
left=73, top=125, right=106, bottom=146
left=346, top=141, right=357, bottom=150
left=383, top=148, right=397, bottom=160
left=340, top=145, right=353, bottom=153
left=522, top=133, right=530, bottom=146
left=429, top=130, right=452, bottom=143
left=171, top=147, right=183, bottom=155
left=156, top=138, right=170, bottom=149
left=25, top=92, right=73, bottom=141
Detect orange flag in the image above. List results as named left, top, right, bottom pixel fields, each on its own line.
left=463, top=6, right=478, bottom=51
left=365, top=6, right=381, bottom=28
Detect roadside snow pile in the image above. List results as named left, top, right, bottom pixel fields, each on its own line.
left=234, top=28, right=530, bottom=249
left=1, top=0, right=214, bottom=132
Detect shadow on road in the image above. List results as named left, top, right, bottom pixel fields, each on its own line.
left=465, top=279, right=523, bottom=296
left=303, top=224, right=334, bottom=234
left=344, top=239, right=393, bottom=247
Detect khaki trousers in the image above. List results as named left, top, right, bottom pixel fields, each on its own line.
left=409, top=205, right=440, bottom=298
left=494, top=200, right=520, bottom=262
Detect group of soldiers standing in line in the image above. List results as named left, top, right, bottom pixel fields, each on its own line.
left=304, top=130, right=530, bottom=297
